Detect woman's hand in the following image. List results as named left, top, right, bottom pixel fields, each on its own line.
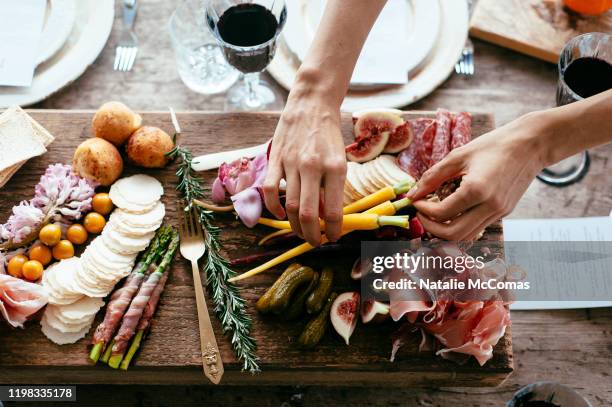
left=406, top=113, right=549, bottom=241
left=263, top=86, right=347, bottom=247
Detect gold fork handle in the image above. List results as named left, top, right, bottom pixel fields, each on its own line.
left=191, top=260, right=224, bottom=384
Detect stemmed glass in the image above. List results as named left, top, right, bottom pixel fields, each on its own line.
left=206, top=0, right=287, bottom=111
left=537, top=32, right=612, bottom=186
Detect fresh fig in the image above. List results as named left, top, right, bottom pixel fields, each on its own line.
left=353, top=110, right=404, bottom=141
left=351, top=257, right=373, bottom=280
left=330, top=292, right=360, bottom=345
left=345, top=132, right=389, bottom=163
left=361, top=299, right=390, bottom=324
left=352, top=108, right=404, bottom=123
left=383, top=122, right=414, bottom=153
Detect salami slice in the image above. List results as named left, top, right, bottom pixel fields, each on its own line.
left=397, top=118, right=438, bottom=180
left=431, top=109, right=452, bottom=165
left=410, top=118, right=436, bottom=168
left=450, top=112, right=472, bottom=150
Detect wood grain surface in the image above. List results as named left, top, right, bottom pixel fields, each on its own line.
left=17, top=0, right=612, bottom=404
left=470, top=0, right=612, bottom=63
left=0, top=110, right=512, bottom=387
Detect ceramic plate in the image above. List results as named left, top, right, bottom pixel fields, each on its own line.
left=268, top=0, right=468, bottom=111
left=0, top=0, right=114, bottom=108
left=37, top=0, right=77, bottom=65
left=283, top=0, right=441, bottom=89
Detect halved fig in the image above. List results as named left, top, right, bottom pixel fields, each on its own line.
left=352, top=108, right=404, bottom=124
left=330, top=292, right=360, bottom=345
left=345, top=132, right=389, bottom=163
left=353, top=110, right=404, bottom=141
left=383, top=122, right=414, bottom=153
left=361, top=299, right=390, bottom=324
left=351, top=258, right=362, bottom=280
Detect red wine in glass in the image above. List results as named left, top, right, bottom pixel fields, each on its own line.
left=208, top=3, right=283, bottom=73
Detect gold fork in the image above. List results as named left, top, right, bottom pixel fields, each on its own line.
left=179, top=204, right=224, bottom=384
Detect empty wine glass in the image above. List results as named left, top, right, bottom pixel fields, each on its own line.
left=206, top=0, right=287, bottom=111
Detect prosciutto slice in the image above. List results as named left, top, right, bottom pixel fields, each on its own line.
left=137, top=271, right=169, bottom=331
left=0, top=274, right=48, bottom=328
left=112, top=271, right=162, bottom=355
left=92, top=272, right=147, bottom=345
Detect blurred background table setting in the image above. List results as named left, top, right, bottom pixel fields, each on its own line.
left=0, top=0, right=611, bottom=405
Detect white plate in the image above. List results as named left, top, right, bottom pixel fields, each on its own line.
left=283, top=0, right=440, bottom=89
left=37, top=0, right=77, bottom=65
left=0, top=0, right=114, bottom=108
left=268, top=0, right=468, bottom=111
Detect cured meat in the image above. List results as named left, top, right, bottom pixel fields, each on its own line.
left=0, top=274, right=48, bottom=328
left=92, top=272, right=147, bottom=345
left=450, top=112, right=472, bottom=150
left=431, top=109, right=452, bottom=165
left=137, top=271, right=169, bottom=331
left=111, top=271, right=161, bottom=355
left=396, top=120, right=433, bottom=180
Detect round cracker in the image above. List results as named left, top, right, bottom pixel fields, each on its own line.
left=43, top=309, right=93, bottom=333
left=54, top=296, right=104, bottom=321
left=109, top=174, right=163, bottom=208
left=102, top=224, right=154, bottom=255
left=114, top=202, right=165, bottom=229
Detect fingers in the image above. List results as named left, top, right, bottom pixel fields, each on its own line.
left=413, top=179, right=485, bottom=222
left=322, top=160, right=347, bottom=242
left=284, top=170, right=302, bottom=238
left=417, top=203, right=493, bottom=241
left=262, top=161, right=285, bottom=219
left=299, top=163, right=323, bottom=246
left=406, top=152, right=464, bottom=201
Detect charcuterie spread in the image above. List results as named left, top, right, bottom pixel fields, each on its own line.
left=0, top=105, right=511, bottom=382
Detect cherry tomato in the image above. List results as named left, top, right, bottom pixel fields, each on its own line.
left=84, top=212, right=106, bottom=234
left=52, top=240, right=74, bottom=260
left=39, top=224, right=62, bottom=246
left=22, top=260, right=43, bottom=281
left=66, top=224, right=88, bottom=245
left=28, top=244, right=52, bottom=266
left=92, top=193, right=114, bottom=216
left=7, top=254, right=28, bottom=278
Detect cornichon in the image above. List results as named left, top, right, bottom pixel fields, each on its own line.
left=298, top=292, right=338, bottom=349
left=305, top=266, right=334, bottom=314
left=268, top=266, right=315, bottom=313
left=284, top=271, right=319, bottom=321
left=256, top=263, right=302, bottom=314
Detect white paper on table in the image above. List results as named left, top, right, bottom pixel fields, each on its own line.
left=351, top=0, right=409, bottom=85
left=503, top=217, right=612, bottom=310
left=0, top=0, right=46, bottom=87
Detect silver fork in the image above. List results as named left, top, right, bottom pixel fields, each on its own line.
left=178, top=204, right=224, bottom=384
left=455, top=0, right=475, bottom=77
left=114, top=0, right=139, bottom=71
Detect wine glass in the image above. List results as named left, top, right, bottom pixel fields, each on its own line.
left=537, top=32, right=612, bottom=186
left=206, top=0, right=287, bottom=111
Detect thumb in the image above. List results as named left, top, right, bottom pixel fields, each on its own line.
left=407, top=155, right=464, bottom=201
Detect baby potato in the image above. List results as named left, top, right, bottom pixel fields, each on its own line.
left=72, top=138, right=124, bottom=186
left=92, top=101, right=142, bottom=146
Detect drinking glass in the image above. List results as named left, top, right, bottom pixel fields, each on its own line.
left=537, top=32, right=611, bottom=186
left=206, top=0, right=287, bottom=111
left=169, top=0, right=239, bottom=95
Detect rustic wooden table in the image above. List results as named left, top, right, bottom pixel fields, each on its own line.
left=19, top=0, right=611, bottom=406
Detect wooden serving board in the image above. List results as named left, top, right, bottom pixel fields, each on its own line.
left=470, top=0, right=612, bottom=63
left=0, top=110, right=512, bottom=386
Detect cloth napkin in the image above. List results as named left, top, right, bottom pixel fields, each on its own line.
left=0, top=0, right=46, bottom=87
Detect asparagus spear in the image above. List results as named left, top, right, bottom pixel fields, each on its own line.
left=89, top=226, right=172, bottom=363
left=108, top=231, right=179, bottom=369
left=120, top=270, right=170, bottom=370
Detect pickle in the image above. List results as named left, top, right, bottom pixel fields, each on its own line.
left=255, top=263, right=302, bottom=314
left=268, top=266, right=316, bottom=313
left=305, top=267, right=334, bottom=314
left=284, top=271, right=319, bottom=321
left=298, top=292, right=338, bottom=349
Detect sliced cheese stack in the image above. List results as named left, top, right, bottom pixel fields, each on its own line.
left=41, top=174, right=165, bottom=345
left=344, top=155, right=415, bottom=205
left=41, top=297, right=104, bottom=345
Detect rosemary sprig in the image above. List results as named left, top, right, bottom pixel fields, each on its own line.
left=167, top=144, right=260, bottom=373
